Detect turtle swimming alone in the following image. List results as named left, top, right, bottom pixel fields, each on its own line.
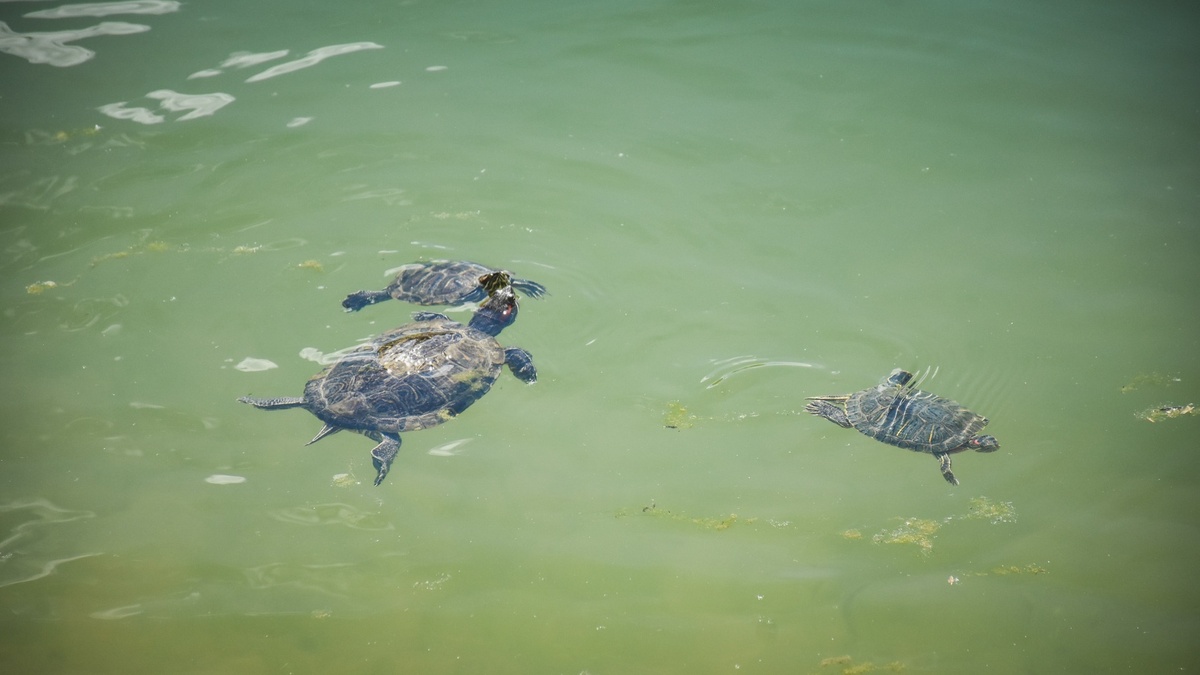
left=342, top=259, right=547, bottom=311
left=240, top=284, right=536, bottom=486
left=805, top=369, right=999, bottom=485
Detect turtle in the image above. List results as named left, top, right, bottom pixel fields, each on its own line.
left=239, top=284, right=536, bottom=486
left=342, top=259, right=547, bottom=311
left=805, top=369, right=999, bottom=485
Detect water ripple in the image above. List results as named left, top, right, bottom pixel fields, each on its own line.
left=268, top=503, right=394, bottom=531
left=701, top=355, right=820, bottom=390
left=0, top=499, right=100, bottom=589
left=242, top=562, right=355, bottom=599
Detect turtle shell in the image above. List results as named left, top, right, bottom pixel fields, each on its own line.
left=303, top=316, right=505, bottom=434
left=386, top=260, right=546, bottom=305
left=846, top=371, right=989, bottom=454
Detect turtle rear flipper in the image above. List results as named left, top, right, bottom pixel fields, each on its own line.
left=936, top=453, right=959, bottom=486
left=370, top=435, right=401, bottom=486
left=805, top=400, right=853, bottom=428
left=504, top=347, right=537, bottom=383
left=343, top=289, right=392, bottom=312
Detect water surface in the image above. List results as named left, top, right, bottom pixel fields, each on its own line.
left=2, top=0, right=1198, bottom=672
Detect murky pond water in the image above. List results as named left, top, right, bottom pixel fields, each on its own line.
left=2, top=0, right=1198, bottom=672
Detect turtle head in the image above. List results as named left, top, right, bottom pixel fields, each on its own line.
left=478, top=270, right=513, bottom=296
left=885, top=369, right=914, bottom=387
left=970, top=435, right=1000, bottom=452
left=468, top=284, right=519, bottom=336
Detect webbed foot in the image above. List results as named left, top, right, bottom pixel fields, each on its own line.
left=937, top=453, right=960, bottom=486
left=370, top=436, right=402, bottom=486
left=342, top=290, right=391, bottom=312
left=804, top=400, right=853, bottom=428
left=504, top=347, right=537, bottom=383
left=512, top=278, right=547, bottom=299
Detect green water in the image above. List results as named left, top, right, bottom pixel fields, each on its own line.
left=2, top=0, right=1198, bottom=672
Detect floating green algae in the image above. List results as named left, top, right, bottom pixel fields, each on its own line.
left=871, top=517, right=941, bottom=554
left=816, top=654, right=906, bottom=674
left=842, top=496, right=1018, bottom=554
left=1137, top=403, right=1196, bottom=423
left=1120, top=372, right=1181, bottom=393
left=964, top=496, right=1017, bottom=524
left=617, top=502, right=754, bottom=531
left=663, top=400, right=696, bottom=429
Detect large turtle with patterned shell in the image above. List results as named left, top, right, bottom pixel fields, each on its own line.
left=805, top=368, right=999, bottom=485
left=240, top=284, right=536, bottom=486
left=342, top=259, right=546, bottom=311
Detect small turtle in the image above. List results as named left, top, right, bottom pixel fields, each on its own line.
left=342, top=260, right=547, bottom=311
left=805, top=369, right=999, bottom=485
left=240, top=285, right=536, bottom=486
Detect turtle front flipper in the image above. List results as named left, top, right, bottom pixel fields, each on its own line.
left=342, top=289, right=393, bottom=312
left=512, top=277, right=547, bottom=299
left=370, top=435, right=402, bottom=486
left=239, top=395, right=305, bottom=410
left=804, top=400, right=853, bottom=428
left=936, top=452, right=960, bottom=486
left=504, top=347, right=537, bottom=383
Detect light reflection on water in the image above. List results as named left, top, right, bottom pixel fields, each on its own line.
left=0, top=20, right=151, bottom=67
left=1, top=0, right=1198, bottom=672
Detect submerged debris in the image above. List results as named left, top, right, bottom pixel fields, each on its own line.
left=1120, top=372, right=1181, bottom=393
left=90, top=240, right=179, bottom=266
left=1137, top=403, right=1196, bottom=423
left=816, top=655, right=906, bottom=674
left=946, top=563, right=1049, bottom=586
left=663, top=400, right=696, bottom=429
left=964, top=496, right=1017, bottom=524
left=661, top=400, right=802, bottom=429
left=842, top=496, right=1018, bottom=554
left=872, top=517, right=941, bottom=554
left=991, top=563, right=1047, bottom=576
left=617, top=502, right=754, bottom=531
left=26, top=280, right=60, bottom=294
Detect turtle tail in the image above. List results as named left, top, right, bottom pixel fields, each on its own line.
left=306, top=423, right=341, bottom=446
